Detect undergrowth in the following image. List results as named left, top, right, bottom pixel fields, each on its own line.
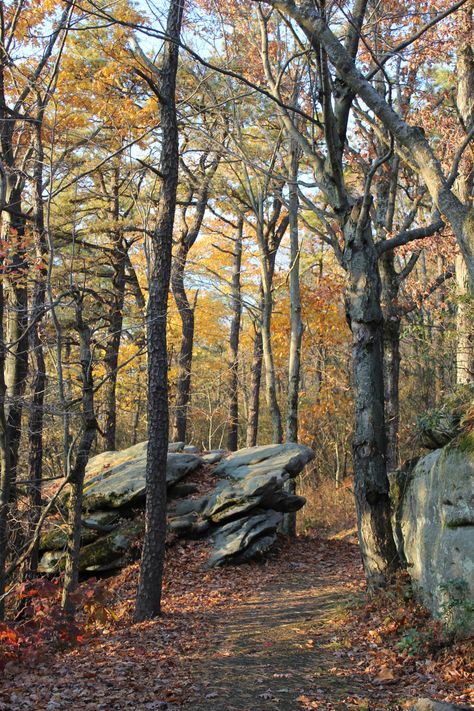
left=0, top=577, right=116, bottom=671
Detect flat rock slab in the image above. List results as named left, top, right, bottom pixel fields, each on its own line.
left=81, top=441, right=203, bottom=511
left=201, top=450, right=226, bottom=465
left=203, top=472, right=305, bottom=524
left=208, top=510, right=283, bottom=567
left=214, top=443, right=314, bottom=481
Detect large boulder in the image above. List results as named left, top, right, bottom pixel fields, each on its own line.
left=391, top=446, right=474, bottom=634
left=38, top=519, right=144, bottom=574
left=39, top=511, right=120, bottom=551
left=214, top=443, right=314, bottom=481
left=208, top=510, right=284, bottom=567
left=81, top=441, right=203, bottom=511
left=201, top=450, right=226, bottom=465
left=40, top=442, right=314, bottom=572
left=203, top=472, right=305, bottom=524
left=79, top=519, right=144, bottom=571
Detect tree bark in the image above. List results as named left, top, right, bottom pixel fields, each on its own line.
left=27, top=114, right=48, bottom=575
left=286, top=143, right=303, bottom=443
left=103, top=170, right=126, bottom=451
left=2, top=184, right=28, bottom=502
left=61, top=294, right=97, bottom=614
left=379, top=251, right=401, bottom=473
left=246, top=326, right=263, bottom=447
left=455, top=5, right=474, bottom=384
left=171, top=241, right=195, bottom=444
left=227, top=218, right=243, bottom=451
left=134, top=0, right=184, bottom=622
left=256, top=202, right=287, bottom=444
left=0, top=281, right=10, bottom=620
left=344, top=212, right=400, bottom=588
left=456, top=254, right=474, bottom=384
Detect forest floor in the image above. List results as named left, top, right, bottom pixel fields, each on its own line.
left=1, top=531, right=473, bottom=711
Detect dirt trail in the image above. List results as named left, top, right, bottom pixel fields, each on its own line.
left=185, top=566, right=370, bottom=711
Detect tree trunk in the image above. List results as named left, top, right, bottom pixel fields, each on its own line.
left=246, top=327, right=263, bottom=447
left=258, top=237, right=283, bottom=444
left=344, top=212, right=400, bottom=588
left=227, top=218, right=243, bottom=451
left=27, top=119, right=48, bottom=575
left=455, top=12, right=474, bottom=385
left=134, top=0, right=184, bottom=622
left=379, top=251, right=401, bottom=473
left=61, top=295, right=97, bottom=614
left=286, top=143, right=303, bottom=443
left=283, top=146, right=302, bottom=537
left=171, top=242, right=195, bottom=444
left=2, top=185, right=28, bottom=501
left=103, top=237, right=126, bottom=450
left=0, top=281, right=10, bottom=620
left=456, top=254, right=474, bottom=384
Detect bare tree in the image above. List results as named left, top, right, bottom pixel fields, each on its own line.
left=134, top=0, right=185, bottom=621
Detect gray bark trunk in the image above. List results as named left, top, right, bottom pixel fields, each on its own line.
left=246, top=326, right=263, bottom=447
left=286, top=144, right=303, bottom=443
left=0, top=282, right=10, bottom=619
left=171, top=242, right=195, bottom=444
left=379, top=252, right=401, bottom=473
left=27, top=116, right=48, bottom=575
left=260, top=274, right=283, bottom=444
left=2, top=185, right=28, bottom=501
left=61, top=295, right=97, bottom=613
left=455, top=10, right=474, bottom=384
left=134, top=0, right=184, bottom=621
left=456, top=254, right=474, bottom=384
left=103, top=170, right=126, bottom=452
left=227, top=218, right=243, bottom=451
left=344, top=213, right=400, bottom=588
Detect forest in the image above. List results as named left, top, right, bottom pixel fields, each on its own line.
left=0, top=0, right=473, bottom=709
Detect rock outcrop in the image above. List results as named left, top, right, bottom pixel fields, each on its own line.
left=79, top=441, right=203, bottom=510
left=39, top=442, right=314, bottom=574
left=391, top=445, right=474, bottom=635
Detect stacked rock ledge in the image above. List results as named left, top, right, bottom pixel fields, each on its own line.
left=38, top=441, right=314, bottom=574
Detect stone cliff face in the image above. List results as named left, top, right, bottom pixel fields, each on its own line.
left=391, top=446, right=474, bottom=634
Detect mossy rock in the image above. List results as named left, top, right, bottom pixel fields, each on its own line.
left=417, top=386, right=474, bottom=450
left=39, top=511, right=120, bottom=552
left=389, top=457, right=419, bottom=512
left=39, top=525, right=98, bottom=552
left=78, top=519, right=144, bottom=571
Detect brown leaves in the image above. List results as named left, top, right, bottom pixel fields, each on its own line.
left=1, top=534, right=472, bottom=710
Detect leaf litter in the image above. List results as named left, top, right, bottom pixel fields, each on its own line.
left=0, top=531, right=472, bottom=710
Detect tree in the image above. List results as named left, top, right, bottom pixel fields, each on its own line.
left=0, top=0, right=73, bottom=615
left=134, top=0, right=185, bottom=621
left=171, top=145, right=222, bottom=443
left=227, top=216, right=243, bottom=450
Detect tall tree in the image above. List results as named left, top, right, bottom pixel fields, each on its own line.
left=134, top=0, right=185, bottom=621
left=172, top=147, right=221, bottom=443
left=227, top=216, right=243, bottom=450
